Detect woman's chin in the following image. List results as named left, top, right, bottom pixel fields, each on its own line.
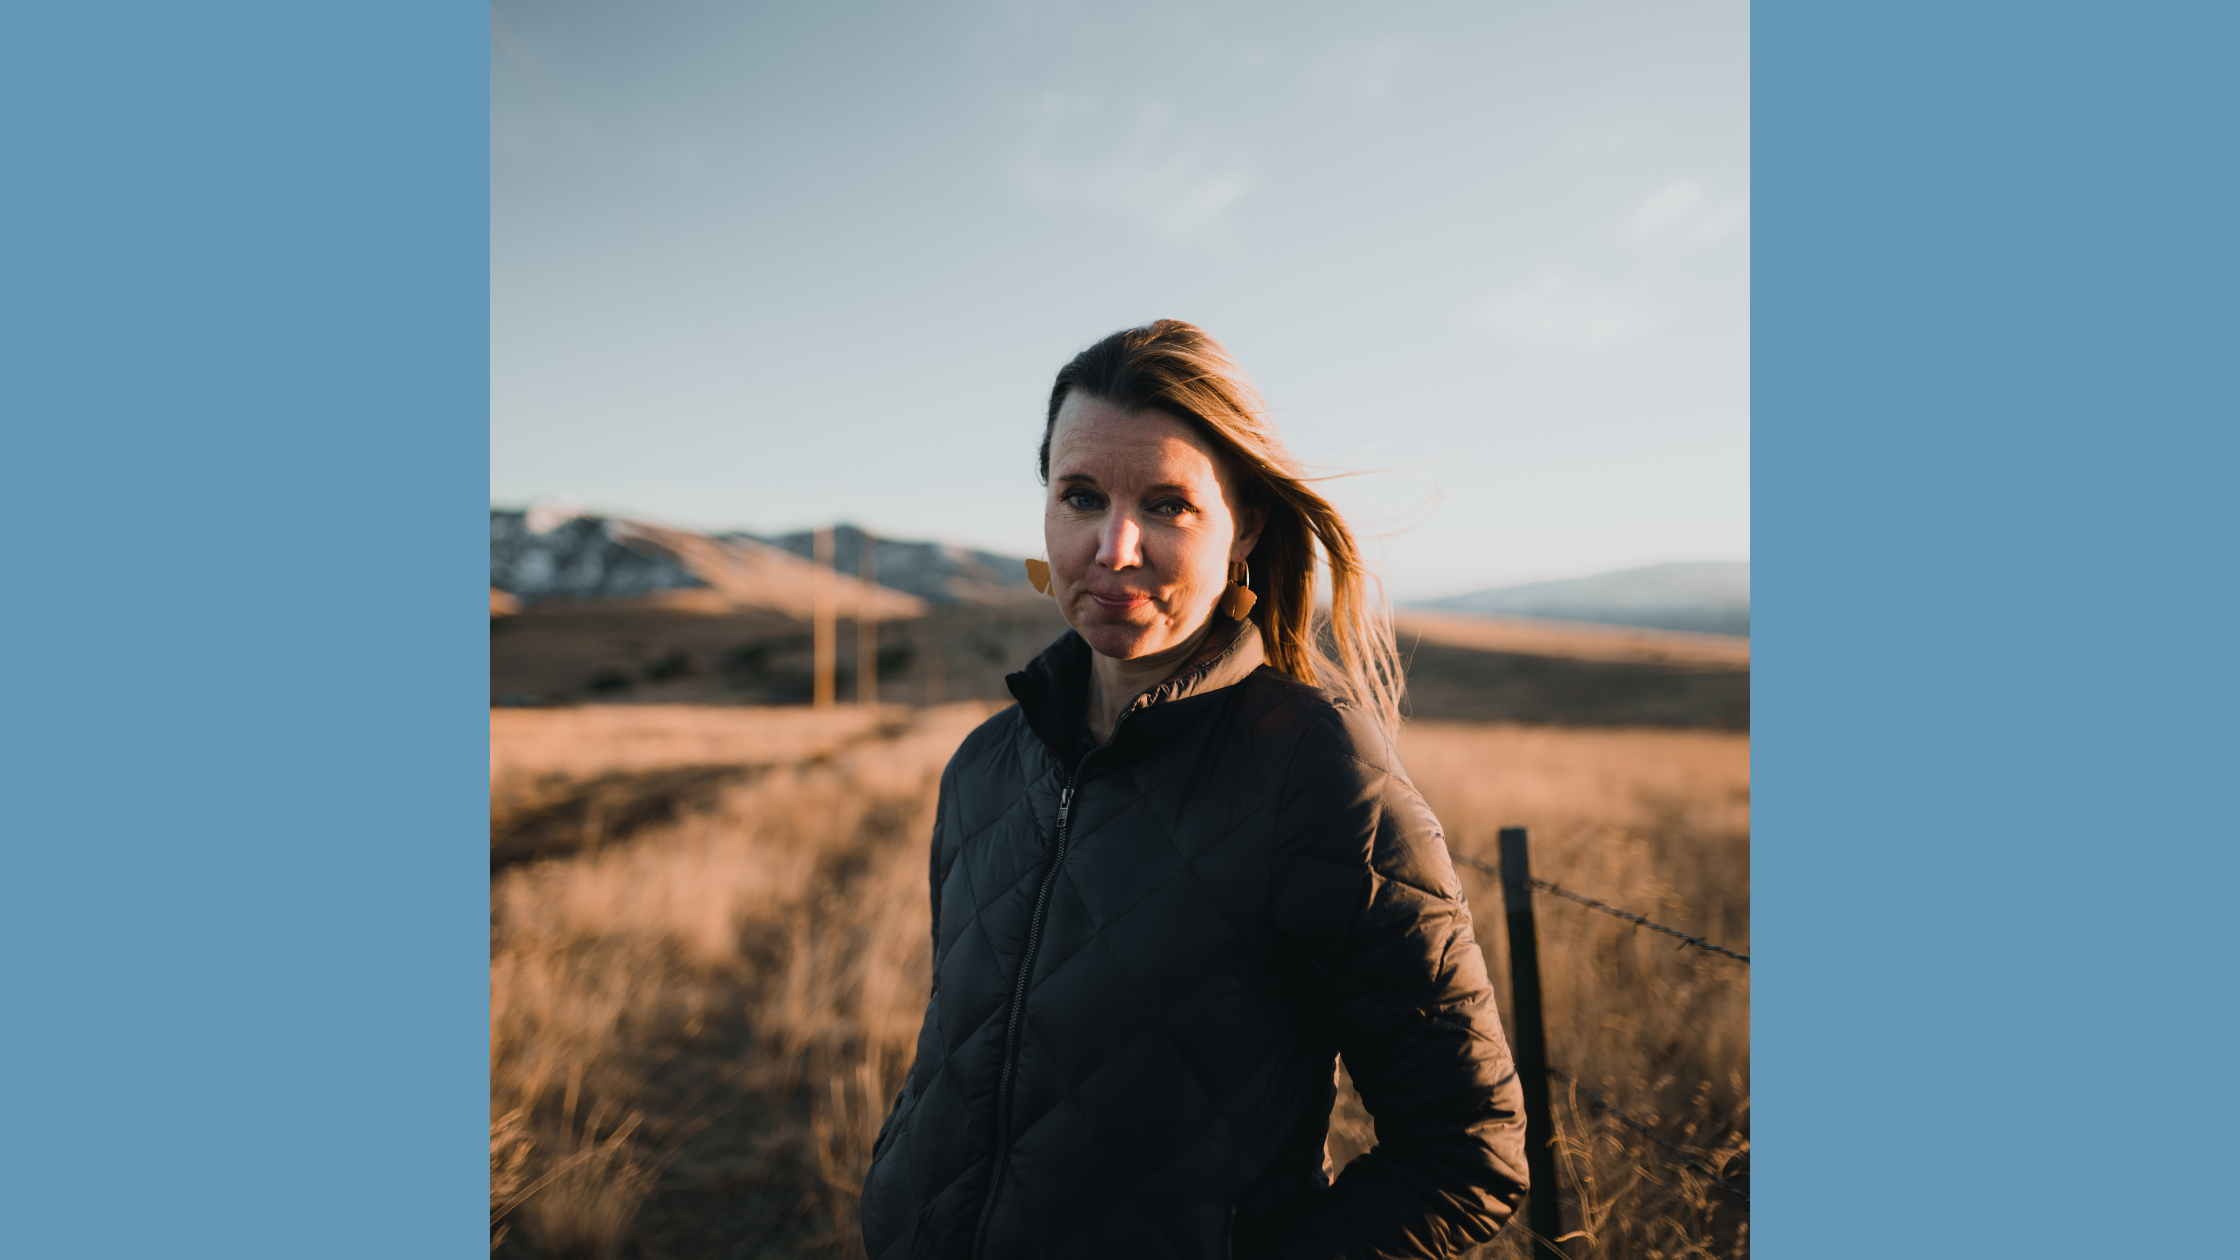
left=1080, top=604, right=1215, bottom=661
left=1076, top=621, right=1159, bottom=660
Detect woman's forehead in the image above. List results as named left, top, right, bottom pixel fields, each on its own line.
left=1049, top=395, right=1223, bottom=483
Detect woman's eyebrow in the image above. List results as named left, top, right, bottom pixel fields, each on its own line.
left=1054, top=472, right=1098, bottom=485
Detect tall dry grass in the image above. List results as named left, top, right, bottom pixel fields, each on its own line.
left=490, top=707, right=1747, bottom=1259
left=1396, top=724, right=1750, bottom=1259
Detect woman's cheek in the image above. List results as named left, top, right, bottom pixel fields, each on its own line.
left=1045, top=518, right=1087, bottom=590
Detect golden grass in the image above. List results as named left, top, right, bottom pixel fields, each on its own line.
left=1396, top=724, right=1750, bottom=1260
left=491, top=703, right=912, bottom=785
left=491, top=707, right=1748, bottom=1259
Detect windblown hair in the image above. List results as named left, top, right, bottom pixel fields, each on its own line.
left=1040, top=319, right=1405, bottom=742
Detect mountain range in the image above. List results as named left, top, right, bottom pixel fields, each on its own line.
left=490, top=509, right=925, bottom=619
left=492, top=508, right=1746, bottom=722
left=749, top=525, right=1042, bottom=605
left=494, top=509, right=1747, bottom=637
left=1409, top=562, right=1749, bottom=638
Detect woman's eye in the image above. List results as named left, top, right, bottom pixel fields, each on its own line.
left=1063, top=490, right=1100, bottom=510
left=1151, top=499, right=1190, bottom=517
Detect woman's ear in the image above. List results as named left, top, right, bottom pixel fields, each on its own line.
left=1232, top=505, right=1267, bottom=563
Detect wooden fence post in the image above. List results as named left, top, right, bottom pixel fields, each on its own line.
left=857, top=528, right=877, bottom=706
left=1500, top=826, right=1564, bottom=1257
left=812, top=525, right=835, bottom=709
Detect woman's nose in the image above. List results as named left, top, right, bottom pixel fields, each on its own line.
left=1096, top=514, right=1143, bottom=570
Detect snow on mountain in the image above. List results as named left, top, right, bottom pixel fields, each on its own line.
left=491, top=510, right=925, bottom=619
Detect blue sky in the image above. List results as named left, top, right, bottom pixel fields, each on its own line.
left=492, top=0, right=1748, bottom=599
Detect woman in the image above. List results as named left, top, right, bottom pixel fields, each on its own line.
left=862, top=321, right=1528, bottom=1260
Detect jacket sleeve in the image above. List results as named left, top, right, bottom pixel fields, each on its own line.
left=927, top=757, right=953, bottom=956
left=1261, top=705, right=1530, bottom=1260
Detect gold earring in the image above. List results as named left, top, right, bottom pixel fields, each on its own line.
left=1024, top=559, right=1055, bottom=596
left=1218, top=560, right=1257, bottom=619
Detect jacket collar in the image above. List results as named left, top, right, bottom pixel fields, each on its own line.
left=1008, top=615, right=1266, bottom=762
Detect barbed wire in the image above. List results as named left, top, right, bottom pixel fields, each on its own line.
left=1450, top=853, right=1750, bottom=964
left=1548, top=1068, right=1750, bottom=1205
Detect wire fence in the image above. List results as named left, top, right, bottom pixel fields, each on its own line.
left=1450, top=853, right=1751, bottom=964
left=1456, top=828, right=1749, bottom=1256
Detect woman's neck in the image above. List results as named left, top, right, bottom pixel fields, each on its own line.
left=1084, top=617, right=1226, bottom=744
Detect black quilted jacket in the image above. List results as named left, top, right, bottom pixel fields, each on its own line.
left=861, top=617, right=1528, bottom=1260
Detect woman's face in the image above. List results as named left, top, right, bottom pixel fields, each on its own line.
left=1044, top=391, right=1264, bottom=663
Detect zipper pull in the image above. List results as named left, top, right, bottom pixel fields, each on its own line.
left=1058, top=785, right=1074, bottom=826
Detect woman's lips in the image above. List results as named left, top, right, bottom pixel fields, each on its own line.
left=1087, top=590, right=1152, bottom=613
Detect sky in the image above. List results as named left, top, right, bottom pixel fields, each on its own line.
left=491, top=0, right=1748, bottom=600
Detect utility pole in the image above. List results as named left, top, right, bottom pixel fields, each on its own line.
left=857, top=528, right=878, bottom=706
left=920, top=619, right=944, bottom=706
left=812, top=525, right=835, bottom=710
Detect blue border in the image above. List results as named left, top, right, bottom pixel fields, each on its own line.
left=7, top=2, right=2237, bottom=1252
left=4, top=4, right=487, bottom=1254
left=1759, top=3, right=2236, bottom=1254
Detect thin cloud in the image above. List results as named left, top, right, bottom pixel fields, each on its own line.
left=1472, top=271, right=1656, bottom=350
left=1628, top=180, right=1708, bottom=237
left=1627, top=178, right=1748, bottom=246
left=1692, top=196, right=1750, bottom=243
left=1015, top=96, right=1257, bottom=242
left=1312, top=35, right=1410, bottom=104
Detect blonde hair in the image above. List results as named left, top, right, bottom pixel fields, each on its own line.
left=1040, top=320, right=1405, bottom=742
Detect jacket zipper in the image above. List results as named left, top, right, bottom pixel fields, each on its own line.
left=971, top=746, right=1096, bottom=1258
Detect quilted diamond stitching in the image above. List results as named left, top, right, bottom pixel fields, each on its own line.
left=869, top=668, right=1525, bottom=1260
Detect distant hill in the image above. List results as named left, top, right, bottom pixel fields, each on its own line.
left=490, top=509, right=923, bottom=619
left=1411, top=562, right=1749, bottom=638
left=489, top=507, right=1062, bottom=706
left=491, top=509, right=702, bottom=604
left=1394, top=610, right=1748, bottom=728
left=490, top=508, right=1745, bottom=724
left=750, top=525, right=1042, bottom=606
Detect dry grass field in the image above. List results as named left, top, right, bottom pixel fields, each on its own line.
left=491, top=705, right=1748, bottom=1260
